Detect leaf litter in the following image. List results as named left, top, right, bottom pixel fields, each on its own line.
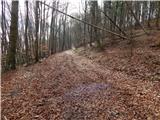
left=1, top=30, right=160, bottom=120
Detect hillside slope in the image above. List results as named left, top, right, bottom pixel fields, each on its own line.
left=1, top=30, right=160, bottom=120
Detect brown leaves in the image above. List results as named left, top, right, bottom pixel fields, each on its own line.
left=1, top=31, right=160, bottom=119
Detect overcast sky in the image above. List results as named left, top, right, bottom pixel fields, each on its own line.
left=17, top=0, right=103, bottom=15
left=63, top=0, right=103, bottom=14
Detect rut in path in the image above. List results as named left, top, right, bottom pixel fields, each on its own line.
left=65, top=50, right=137, bottom=85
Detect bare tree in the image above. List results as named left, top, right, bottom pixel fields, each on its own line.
left=90, top=1, right=102, bottom=48
left=156, top=1, right=160, bottom=28
left=24, top=0, right=29, bottom=64
left=7, top=0, right=19, bottom=69
left=35, top=1, right=39, bottom=62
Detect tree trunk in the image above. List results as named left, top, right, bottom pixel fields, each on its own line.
left=35, top=1, right=39, bottom=62
left=7, top=1, right=19, bottom=69
left=90, top=1, right=102, bottom=48
left=24, top=0, right=29, bottom=64
left=156, top=1, right=160, bottom=28
left=148, top=1, right=152, bottom=28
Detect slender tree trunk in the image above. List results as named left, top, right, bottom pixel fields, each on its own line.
left=135, top=1, right=141, bottom=28
left=39, top=1, right=43, bottom=58
left=42, top=0, right=46, bottom=57
left=141, top=1, right=147, bottom=24
left=113, top=2, right=118, bottom=32
left=24, top=1, right=29, bottom=64
left=83, top=1, right=87, bottom=46
left=62, top=18, right=66, bottom=51
left=35, top=1, right=39, bottom=62
left=148, top=1, right=151, bottom=28
left=62, top=4, right=68, bottom=50
left=108, top=1, right=112, bottom=32
left=1, top=1, right=8, bottom=54
left=156, top=1, right=160, bottom=28
left=119, top=2, right=124, bottom=30
left=1, top=0, right=5, bottom=54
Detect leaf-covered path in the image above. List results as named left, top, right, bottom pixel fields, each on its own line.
left=2, top=50, right=160, bottom=120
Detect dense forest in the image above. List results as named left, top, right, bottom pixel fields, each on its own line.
left=1, top=0, right=160, bottom=120
left=1, top=0, right=160, bottom=72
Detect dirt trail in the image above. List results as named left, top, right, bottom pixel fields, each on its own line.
left=1, top=50, right=160, bottom=120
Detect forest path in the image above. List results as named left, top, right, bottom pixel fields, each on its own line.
left=2, top=50, right=160, bottom=120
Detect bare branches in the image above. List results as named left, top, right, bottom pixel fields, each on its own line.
left=40, top=1, right=128, bottom=39
left=125, top=1, right=149, bottom=35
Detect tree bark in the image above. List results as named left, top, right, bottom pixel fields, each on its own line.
left=35, top=1, right=39, bottom=62
left=7, top=1, right=19, bottom=69
left=25, top=0, right=29, bottom=64
left=156, top=1, right=160, bottom=28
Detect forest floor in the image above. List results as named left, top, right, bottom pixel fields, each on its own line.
left=1, top=29, right=160, bottom=120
